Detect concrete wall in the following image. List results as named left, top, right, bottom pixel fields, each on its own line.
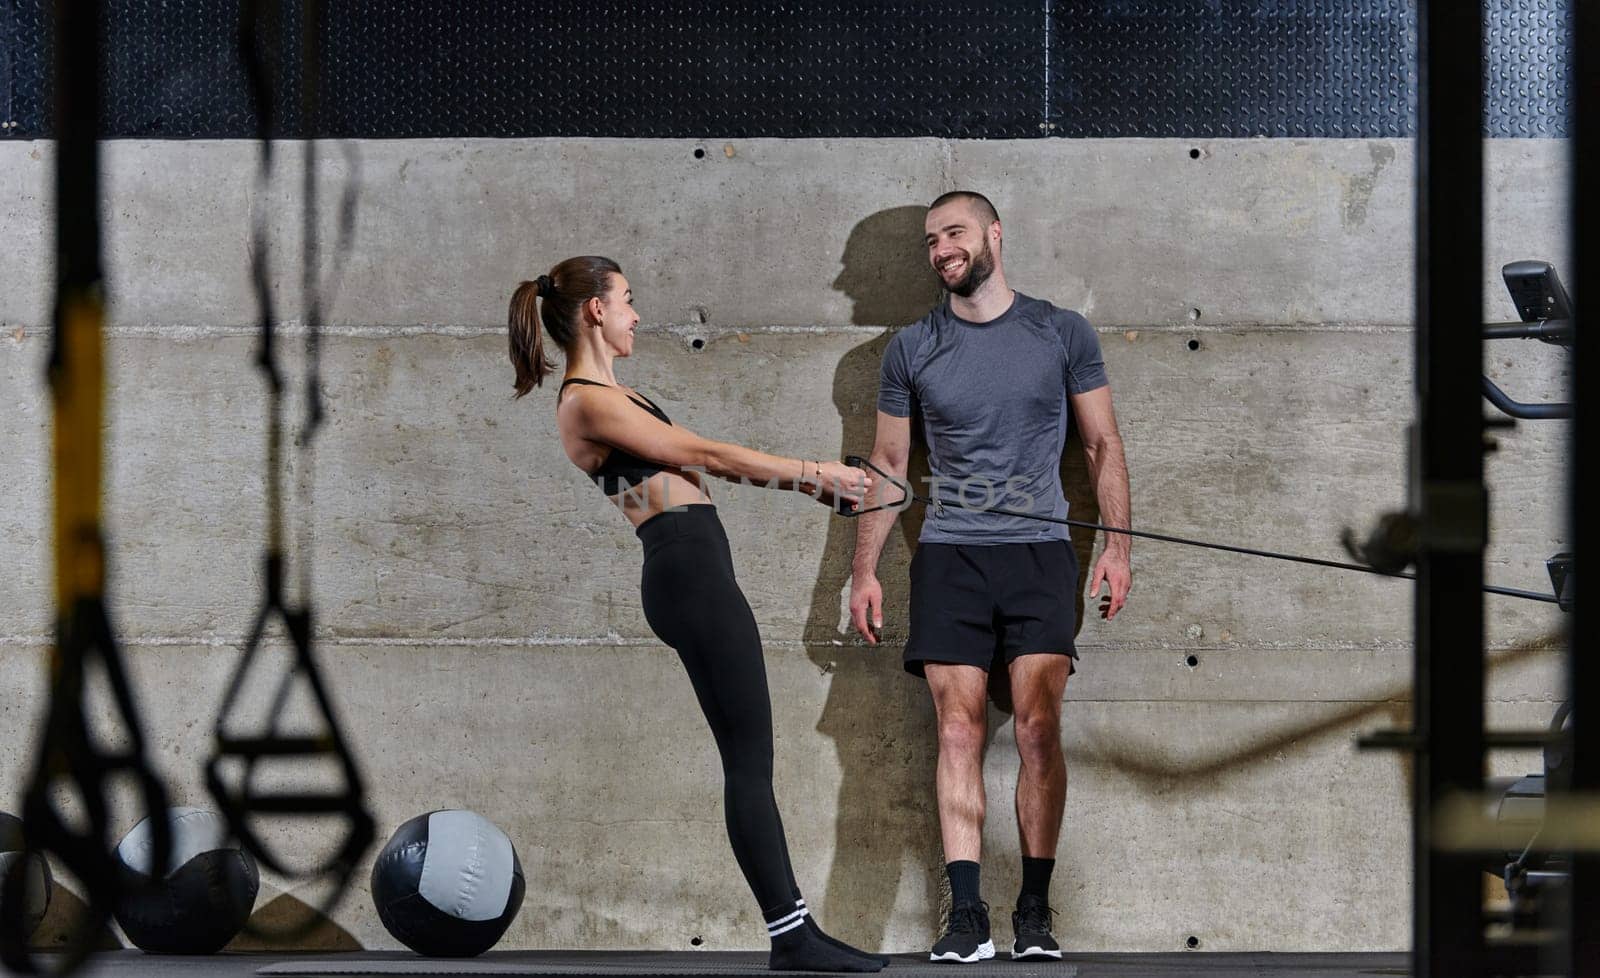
left=0, top=137, right=1571, bottom=953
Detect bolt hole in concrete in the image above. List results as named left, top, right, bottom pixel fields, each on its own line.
left=1187, top=338, right=1202, bottom=351
left=693, top=147, right=706, bottom=159
left=1187, top=935, right=1202, bottom=949
left=1185, top=654, right=1200, bottom=669
left=1188, top=147, right=1202, bottom=159
left=690, top=936, right=704, bottom=947
left=690, top=337, right=706, bottom=351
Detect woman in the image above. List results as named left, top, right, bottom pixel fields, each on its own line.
left=508, top=256, right=884, bottom=973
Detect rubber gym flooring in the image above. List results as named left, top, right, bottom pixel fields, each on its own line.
left=38, top=950, right=1411, bottom=977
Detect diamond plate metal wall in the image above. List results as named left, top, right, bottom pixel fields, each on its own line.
left=0, top=0, right=1575, bottom=139
left=1, top=1, right=12, bottom=131
left=1485, top=0, right=1570, bottom=137
left=1050, top=1, right=1416, bottom=138
left=2, top=0, right=27, bottom=134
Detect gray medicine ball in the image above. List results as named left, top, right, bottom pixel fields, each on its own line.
left=0, top=812, right=52, bottom=940
left=113, top=807, right=259, bottom=954
left=371, top=810, right=525, bottom=957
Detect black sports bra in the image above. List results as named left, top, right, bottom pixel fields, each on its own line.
left=559, top=377, right=674, bottom=495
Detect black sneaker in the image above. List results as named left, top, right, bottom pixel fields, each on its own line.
left=1010, top=895, right=1061, bottom=960
left=930, top=901, right=994, bottom=963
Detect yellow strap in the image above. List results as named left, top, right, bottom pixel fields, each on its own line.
left=52, top=288, right=106, bottom=607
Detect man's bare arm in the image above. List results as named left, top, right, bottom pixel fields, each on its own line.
left=1071, top=385, right=1132, bottom=618
left=849, top=411, right=913, bottom=642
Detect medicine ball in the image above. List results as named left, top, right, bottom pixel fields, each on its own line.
left=371, top=810, right=525, bottom=957
left=0, top=812, right=52, bottom=940
left=113, top=807, right=259, bottom=954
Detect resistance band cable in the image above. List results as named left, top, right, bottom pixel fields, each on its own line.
left=0, top=1, right=173, bottom=974
left=204, top=0, right=374, bottom=937
left=836, top=455, right=1559, bottom=605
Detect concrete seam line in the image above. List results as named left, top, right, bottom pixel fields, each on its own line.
left=0, top=634, right=1558, bottom=653
left=3, top=322, right=1419, bottom=338
left=0, top=634, right=652, bottom=648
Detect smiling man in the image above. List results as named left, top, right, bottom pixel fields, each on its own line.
left=849, top=190, right=1132, bottom=963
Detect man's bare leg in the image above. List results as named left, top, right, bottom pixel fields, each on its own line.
left=1010, top=653, right=1071, bottom=859
left=1006, top=653, right=1071, bottom=958
left=925, top=663, right=990, bottom=863
left=924, top=663, right=996, bottom=961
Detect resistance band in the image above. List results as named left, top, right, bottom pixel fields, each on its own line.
left=836, top=455, right=1559, bottom=605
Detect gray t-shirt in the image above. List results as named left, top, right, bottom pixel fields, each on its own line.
left=878, top=291, right=1108, bottom=545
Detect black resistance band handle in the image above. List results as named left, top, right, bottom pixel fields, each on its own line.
left=836, top=454, right=911, bottom=516
left=835, top=455, right=864, bottom=515
left=1, top=602, right=174, bottom=977
left=205, top=556, right=376, bottom=939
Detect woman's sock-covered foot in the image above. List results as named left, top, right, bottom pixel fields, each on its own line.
left=804, top=915, right=891, bottom=967
left=770, top=925, right=885, bottom=972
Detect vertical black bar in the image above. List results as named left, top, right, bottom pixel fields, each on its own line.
left=53, top=0, right=100, bottom=292
left=1569, top=0, right=1598, bottom=974
left=1413, top=3, right=1486, bottom=977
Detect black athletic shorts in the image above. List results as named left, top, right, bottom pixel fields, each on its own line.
left=904, top=540, right=1079, bottom=677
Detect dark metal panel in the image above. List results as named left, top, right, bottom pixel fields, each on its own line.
left=1050, top=0, right=1572, bottom=139
left=1, top=0, right=12, bottom=130
left=0, top=0, right=1578, bottom=141
left=1412, top=1, right=1486, bottom=975
left=99, top=0, right=260, bottom=137
left=1049, top=1, right=1417, bottom=138
left=1, top=0, right=1044, bottom=139
left=1484, top=0, right=1572, bottom=137
left=320, top=1, right=1044, bottom=139
left=4, top=0, right=45, bottom=136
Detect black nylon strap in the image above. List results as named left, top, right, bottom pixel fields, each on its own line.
left=0, top=3, right=172, bottom=972
left=204, top=0, right=373, bottom=940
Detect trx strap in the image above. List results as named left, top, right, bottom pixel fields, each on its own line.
left=0, top=2, right=172, bottom=973
left=204, top=0, right=374, bottom=936
left=835, top=455, right=1559, bottom=605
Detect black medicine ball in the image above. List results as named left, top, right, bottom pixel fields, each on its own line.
left=0, top=812, right=52, bottom=940
left=113, top=807, right=259, bottom=954
left=371, top=810, right=525, bottom=957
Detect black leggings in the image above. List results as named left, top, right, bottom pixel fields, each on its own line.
left=637, top=504, right=798, bottom=914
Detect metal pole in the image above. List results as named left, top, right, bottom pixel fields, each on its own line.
left=1413, top=3, right=1487, bottom=975
left=1566, top=0, right=1598, bottom=972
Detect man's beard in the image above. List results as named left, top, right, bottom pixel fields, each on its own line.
left=946, top=237, right=996, bottom=298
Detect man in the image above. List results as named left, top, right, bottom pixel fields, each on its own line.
left=849, top=191, right=1132, bottom=962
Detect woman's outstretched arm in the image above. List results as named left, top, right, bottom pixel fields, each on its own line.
left=566, top=388, right=868, bottom=498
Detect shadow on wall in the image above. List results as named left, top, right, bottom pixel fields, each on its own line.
left=227, top=890, right=364, bottom=952
left=30, top=879, right=364, bottom=952
left=29, top=883, right=122, bottom=951
left=802, top=206, right=940, bottom=950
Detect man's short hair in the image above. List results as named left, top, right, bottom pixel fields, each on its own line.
left=928, top=190, right=999, bottom=227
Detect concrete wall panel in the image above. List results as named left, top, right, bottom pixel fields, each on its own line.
left=0, top=138, right=1569, bottom=331
left=2, top=641, right=1558, bottom=952
left=4, top=328, right=1568, bottom=649
left=0, top=135, right=1574, bottom=953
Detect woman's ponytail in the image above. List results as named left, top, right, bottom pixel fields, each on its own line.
left=506, top=257, right=622, bottom=399
left=508, top=279, right=551, bottom=399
